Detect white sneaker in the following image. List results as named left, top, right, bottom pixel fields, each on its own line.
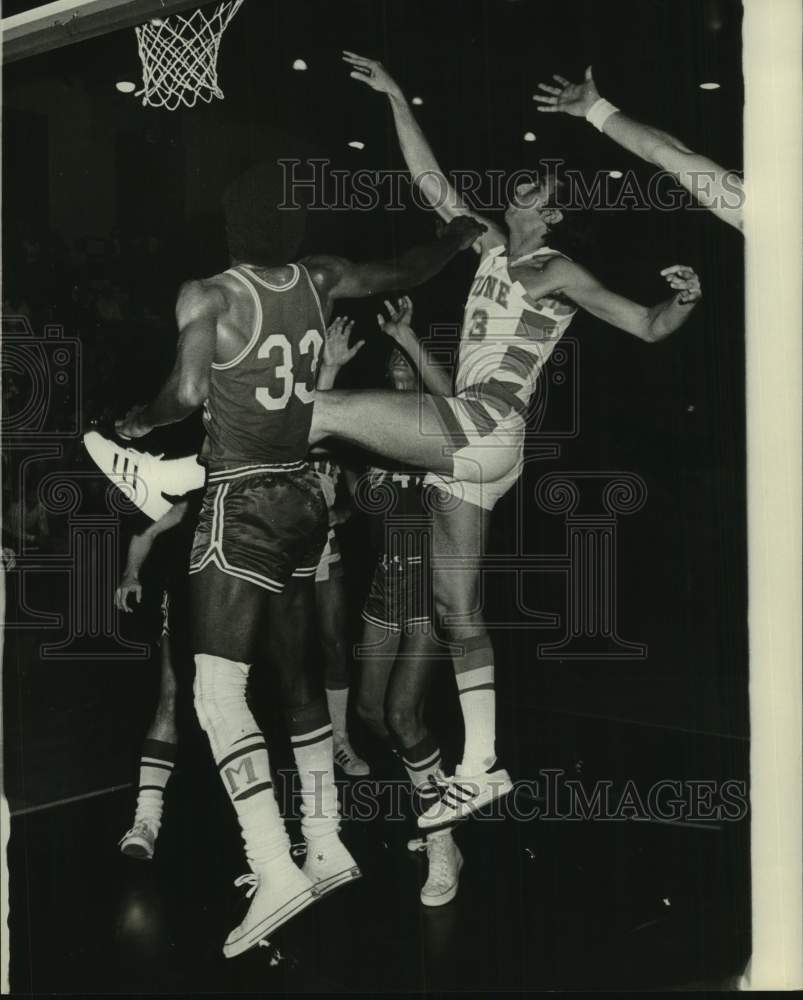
left=83, top=432, right=204, bottom=521
left=223, top=860, right=320, bottom=959
left=421, top=832, right=463, bottom=907
left=119, top=818, right=159, bottom=860
left=333, top=737, right=370, bottom=777
left=302, top=834, right=361, bottom=897
left=412, top=769, right=448, bottom=817
left=417, top=764, right=513, bottom=830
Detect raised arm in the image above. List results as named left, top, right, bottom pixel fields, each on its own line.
left=302, top=215, right=485, bottom=307
left=534, top=67, right=744, bottom=232
left=377, top=296, right=452, bottom=395
left=316, top=316, right=365, bottom=391
left=515, top=256, right=702, bottom=343
left=343, top=51, right=505, bottom=251
left=115, top=500, right=189, bottom=612
left=115, top=281, right=221, bottom=439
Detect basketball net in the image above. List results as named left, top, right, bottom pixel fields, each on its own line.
left=135, top=0, right=245, bottom=111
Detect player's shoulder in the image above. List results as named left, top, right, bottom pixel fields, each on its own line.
left=176, top=273, right=237, bottom=315
left=299, top=255, right=348, bottom=293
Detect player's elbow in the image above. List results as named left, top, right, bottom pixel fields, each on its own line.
left=176, top=376, right=208, bottom=409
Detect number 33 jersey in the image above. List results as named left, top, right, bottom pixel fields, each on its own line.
left=455, top=245, right=577, bottom=425
left=201, top=263, right=325, bottom=470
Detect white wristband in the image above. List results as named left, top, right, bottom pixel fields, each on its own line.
left=586, top=98, right=619, bottom=132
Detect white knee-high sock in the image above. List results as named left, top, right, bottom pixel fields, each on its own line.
left=288, top=698, right=339, bottom=844
left=133, top=737, right=177, bottom=830
left=453, top=634, right=497, bottom=773
left=194, top=653, right=293, bottom=871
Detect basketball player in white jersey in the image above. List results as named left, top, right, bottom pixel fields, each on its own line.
left=307, top=52, right=702, bottom=830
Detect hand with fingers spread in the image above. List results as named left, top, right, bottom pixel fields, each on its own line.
left=534, top=66, right=601, bottom=118
left=322, top=316, right=365, bottom=370
left=115, top=575, right=143, bottom=613
left=377, top=296, right=415, bottom=345
left=115, top=403, right=153, bottom=441
left=660, top=265, right=702, bottom=305
left=342, top=51, right=403, bottom=99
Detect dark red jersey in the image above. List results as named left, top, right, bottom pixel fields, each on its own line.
left=201, top=263, right=325, bottom=469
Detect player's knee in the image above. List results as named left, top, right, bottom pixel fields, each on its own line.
left=356, top=698, right=387, bottom=737
left=433, top=577, right=477, bottom=620
left=192, top=653, right=248, bottom=730
left=386, top=702, right=423, bottom=743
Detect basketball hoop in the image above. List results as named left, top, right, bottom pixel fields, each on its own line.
left=135, top=0, right=245, bottom=111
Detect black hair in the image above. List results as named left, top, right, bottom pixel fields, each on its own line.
left=222, top=161, right=307, bottom=267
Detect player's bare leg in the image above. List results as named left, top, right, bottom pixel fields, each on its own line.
left=119, top=620, right=178, bottom=861
left=316, top=571, right=369, bottom=776
left=417, top=494, right=512, bottom=830
left=191, top=567, right=323, bottom=958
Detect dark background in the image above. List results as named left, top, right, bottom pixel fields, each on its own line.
left=2, top=0, right=748, bottom=991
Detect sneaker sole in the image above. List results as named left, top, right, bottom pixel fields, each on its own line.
left=120, top=840, right=154, bottom=861
left=303, top=865, right=362, bottom=898
left=222, top=884, right=322, bottom=959
left=334, top=762, right=371, bottom=778
left=417, top=778, right=514, bottom=831
left=420, top=853, right=464, bottom=907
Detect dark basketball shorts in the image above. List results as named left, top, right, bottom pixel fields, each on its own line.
left=361, top=553, right=432, bottom=633
left=189, top=462, right=327, bottom=593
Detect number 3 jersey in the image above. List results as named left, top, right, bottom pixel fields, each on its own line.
left=200, top=263, right=325, bottom=470
left=455, top=245, right=577, bottom=425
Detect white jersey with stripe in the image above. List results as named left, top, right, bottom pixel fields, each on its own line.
left=455, top=244, right=577, bottom=425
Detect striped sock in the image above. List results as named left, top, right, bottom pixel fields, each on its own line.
left=194, top=654, right=291, bottom=871
left=133, top=738, right=177, bottom=830
left=288, top=698, right=339, bottom=843
left=453, top=634, right=497, bottom=774
left=401, top=735, right=443, bottom=816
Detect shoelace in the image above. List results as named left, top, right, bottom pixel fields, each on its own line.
left=118, top=820, right=154, bottom=846
left=233, top=873, right=259, bottom=899
left=426, top=837, right=455, bottom=884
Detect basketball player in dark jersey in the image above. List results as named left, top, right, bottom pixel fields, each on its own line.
left=114, top=162, right=486, bottom=957
left=353, top=330, right=464, bottom=906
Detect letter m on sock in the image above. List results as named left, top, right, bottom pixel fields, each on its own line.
left=224, top=757, right=258, bottom=796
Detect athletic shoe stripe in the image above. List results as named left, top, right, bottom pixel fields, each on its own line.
left=217, top=743, right=267, bottom=770
left=233, top=780, right=273, bottom=802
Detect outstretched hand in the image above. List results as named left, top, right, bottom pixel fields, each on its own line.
left=115, top=404, right=152, bottom=440
left=342, top=51, right=403, bottom=98
left=533, top=66, right=601, bottom=118
left=115, top=576, right=142, bottom=613
left=377, top=296, right=414, bottom=343
left=660, top=265, right=702, bottom=305
left=323, top=316, right=365, bottom=368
